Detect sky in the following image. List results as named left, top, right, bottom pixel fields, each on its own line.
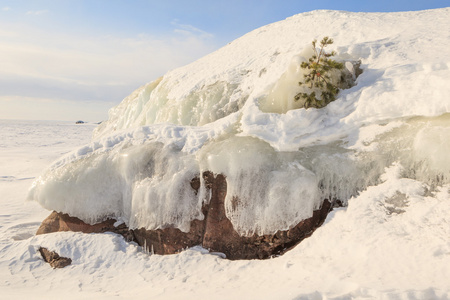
left=1, top=0, right=448, bottom=122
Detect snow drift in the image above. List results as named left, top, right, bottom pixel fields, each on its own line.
left=28, top=9, right=450, bottom=236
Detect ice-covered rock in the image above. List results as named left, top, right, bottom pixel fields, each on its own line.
left=36, top=172, right=332, bottom=260
left=29, top=9, right=450, bottom=244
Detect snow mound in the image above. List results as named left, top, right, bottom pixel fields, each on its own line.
left=29, top=9, right=450, bottom=236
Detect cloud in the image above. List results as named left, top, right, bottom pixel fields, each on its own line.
left=26, top=10, right=49, bottom=15
left=0, top=73, right=132, bottom=102
left=0, top=28, right=217, bottom=87
left=0, top=95, right=114, bottom=122
left=0, top=22, right=219, bottom=121
left=2, top=7, right=11, bottom=11
left=171, top=19, right=214, bottom=39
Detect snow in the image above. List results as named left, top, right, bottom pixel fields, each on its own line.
left=1, top=8, right=450, bottom=299
left=1, top=121, right=449, bottom=299
left=29, top=8, right=450, bottom=235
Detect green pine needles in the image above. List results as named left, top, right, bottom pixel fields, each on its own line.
left=295, top=37, right=344, bottom=109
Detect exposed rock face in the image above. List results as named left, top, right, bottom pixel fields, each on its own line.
left=38, top=247, right=72, bottom=268
left=36, top=171, right=332, bottom=260
left=36, top=211, right=135, bottom=242
left=200, top=172, right=331, bottom=259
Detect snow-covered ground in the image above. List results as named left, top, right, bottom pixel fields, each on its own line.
left=2, top=8, right=450, bottom=299
left=1, top=120, right=449, bottom=299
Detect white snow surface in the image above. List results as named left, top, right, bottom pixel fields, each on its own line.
left=2, top=8, right=449, bottom=298
left=28, top=8, right=450, bottom=236
left=1, top=120, right=449, bottom=299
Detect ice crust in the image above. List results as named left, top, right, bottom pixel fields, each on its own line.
left=29, top=9, right=450, bottom=235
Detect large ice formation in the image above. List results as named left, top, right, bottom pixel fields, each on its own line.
left=28, top=9, right=450, bottom=236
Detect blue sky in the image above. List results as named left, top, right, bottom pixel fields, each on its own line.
left=1, top=0, right=448, bottom=121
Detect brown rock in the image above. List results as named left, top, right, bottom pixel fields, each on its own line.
left=132, top=220, right=203, bottom=255
left=36, top=211, right=135, bottom=242
left=38, top=247, right=72, bottom=268
left=37, top=171, right=332, bottom=260
left=200, top=171, right=331, bottom=260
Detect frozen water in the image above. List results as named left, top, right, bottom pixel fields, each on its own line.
left=27, top=8, right=450, bottom=237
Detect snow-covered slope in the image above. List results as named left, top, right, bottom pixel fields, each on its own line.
left=28, top=9, right=450, bottom=237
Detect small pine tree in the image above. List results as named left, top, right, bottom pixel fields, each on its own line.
left=295, top=37, right=344, bottom=108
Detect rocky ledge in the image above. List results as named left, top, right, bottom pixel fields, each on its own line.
left=36, top=171, right=332, bottom=260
